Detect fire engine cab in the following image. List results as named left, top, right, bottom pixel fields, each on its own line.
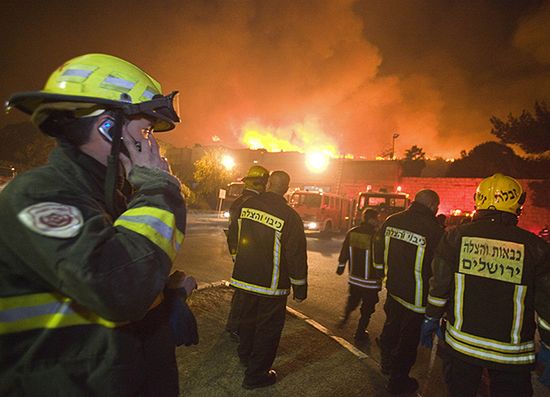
left=289, top=188, right=352, bottom=234
left=354, top=187, right=410, bottom=225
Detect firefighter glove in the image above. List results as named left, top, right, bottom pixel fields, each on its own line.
left=538, top=343, right=550, bottom=387
left=292, top=283, right=307, bottom=302
left=420, top=316, right=441, bottom=349
left=336, top=263, right=345, bottom=275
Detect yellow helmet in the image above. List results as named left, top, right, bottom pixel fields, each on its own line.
left=474, top=173, right=526, bottom=215
left=6, top=53, right=179, bottom=132
left=242, top=165, right=269, bottom=181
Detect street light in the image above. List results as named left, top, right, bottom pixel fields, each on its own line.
left=391, top=133, right=400, bottom=160
left=221, top=154, right=235, bottom=171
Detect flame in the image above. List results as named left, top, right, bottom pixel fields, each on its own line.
left=240, top=118, right=339, bottom=157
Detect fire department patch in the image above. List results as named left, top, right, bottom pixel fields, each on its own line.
left=17, top=202, right=83, bottom=238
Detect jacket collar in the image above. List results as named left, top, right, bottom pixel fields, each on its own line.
left=408, top=201, right=436, bottom=218
left=473, top=210, right=518, bottom=226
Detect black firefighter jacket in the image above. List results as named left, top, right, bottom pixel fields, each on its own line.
left=374, top=201, right=444, bottom=313
left=426, top=210, right=550, bottom=370
left=338, top=223, right=383, bottom=290
left=227, top=188, right=259, bottom=256
left=230, top=191, right=308, bottom=299
left=0, top=143, right=186, bottom=396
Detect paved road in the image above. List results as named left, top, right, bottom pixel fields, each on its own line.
left=174, top=210, right=547, bottom=396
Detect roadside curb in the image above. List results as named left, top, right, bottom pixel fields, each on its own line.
left=197, top=280, right=370, bottom=361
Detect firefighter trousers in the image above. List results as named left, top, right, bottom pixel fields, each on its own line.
left=443, top=353, right=533, bottom=397
left=237, top=291, right=287, bottom=381
left=379, top=295, right=424, bottom=380
left=226, top=288, right=245, bottom=333
left=343, top=285, right=379, bottom=335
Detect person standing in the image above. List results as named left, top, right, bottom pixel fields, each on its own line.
left=229, top=170, right=308, bottom=390
left=421, top=174, right=550, bottom=396
left=0, top=53, right=195, bottom=397
left=373, top=189, right=443, bottom=395
left=336, top=209, right=383, bottom=342
left=225, top=165, right=269, bottom=338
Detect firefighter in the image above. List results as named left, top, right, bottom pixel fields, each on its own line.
left=373, top=189, right=443, bottom=395
left=0, top=53, right=196, bottom=396
left=229, top=170, right=308, bottom=389
left=336, top=208, right=382, bottom=342
left=421, top=174, right=550, bottom=396
left=225, top=165, right=269, bottom=339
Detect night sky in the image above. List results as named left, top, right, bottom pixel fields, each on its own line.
left=1, top=0, right=549, bottom=158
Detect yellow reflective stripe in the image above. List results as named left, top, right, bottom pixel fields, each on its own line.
left=511, top=285, right=526, bottom=344
left=447, top=323, right=534, bottom=353
left=446, top=331, right=535, bottom=364
left=415, top=245, right=425, bottom=307
left=428, top=294, right=447, bottom=307
left=230, top=278, right=289, bottom=296
left=454, top=273, right=465, bottom=330
left=114, top=206, right=184, bottom=261
left=538, top=316, right=550, bottom=331
left=0, top=292, right=62, bottom=310
left=290, top=277, right=307, bottom=286
left=271, top=231, right=282, bottom=289
left=0, top=293, right=123, bottom=335
left=384, top=234, right=390, bottom=277
left=390, top=294, right=426, bottom=313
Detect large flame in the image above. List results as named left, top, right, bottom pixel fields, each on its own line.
left=240, top=118, right=340, bottom=154
left=240, top=118, right=342, bottom=173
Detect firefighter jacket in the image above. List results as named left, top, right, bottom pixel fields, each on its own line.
left=230, top=191, right=308, bottom=299
left=227, top=188, right=259, bottom=256
left=373, top=201, right=444, bottom=313
left=338, top=223, right=383, bottom=289
left=426, top=210, right=550, bottom=369
left=0, top=142, right=186, bottom=396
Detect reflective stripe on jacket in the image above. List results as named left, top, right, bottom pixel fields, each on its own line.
left=426, top=210, right=550, bottom=369
left=338, top=223, right=382, bottom=289
left=373, top=201, right=443, bottom=313
left=0, top=144, right=185, bottom=396
left=230, top=192, right=307, bottom=297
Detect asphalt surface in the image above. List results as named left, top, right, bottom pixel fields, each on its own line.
left=176, top=285, right=391, bottom=397
left=174, top=210, right=550, bottom=396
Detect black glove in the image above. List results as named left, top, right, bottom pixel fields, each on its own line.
left=336, top=263, right=345, bottom=275
left=292, top=283, right=307, bottom=302
left=166, top=288, right=199, bottom=346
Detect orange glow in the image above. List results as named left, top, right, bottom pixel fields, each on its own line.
left=240, top=119, right=339, bottom=162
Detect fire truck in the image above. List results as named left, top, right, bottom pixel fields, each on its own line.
left=353, top=188, right=410, bottom=225
left=289, top=189, right=352, bottom=234
left=220, top=181, right=245, bottom=218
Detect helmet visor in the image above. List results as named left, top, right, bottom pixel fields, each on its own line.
left=123, top=91, right=180, bottom=132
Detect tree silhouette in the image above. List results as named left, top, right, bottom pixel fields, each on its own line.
left=401, top=145, right=426, bottom=176
left=446, top=142, right=524, bottom=178
left=490, top=102, right=550, bottom=154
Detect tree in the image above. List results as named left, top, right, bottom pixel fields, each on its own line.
left=401, top=145, right=426, bottom=177
left=446, top=141, right=524, bottom=178
left=193, top=148, right=234, bottom=208
left=490, top=101, right=550, bottom=154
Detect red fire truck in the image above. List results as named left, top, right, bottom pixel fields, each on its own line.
left=353, top=189, right=410, bottom=225
left=289, top=189, right=352, bottom=234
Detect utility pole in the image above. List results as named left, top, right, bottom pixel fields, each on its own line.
left=391, top=133, right=400, bottom=160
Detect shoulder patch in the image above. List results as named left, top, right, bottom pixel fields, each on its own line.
left=18, top=202, right=83, bottom=238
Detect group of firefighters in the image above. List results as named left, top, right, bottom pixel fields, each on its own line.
left=226, top=162, right=550, bottom=396
left=0, top=52, right=549, bottom=397
left=336, top=175, right=550, bottom=396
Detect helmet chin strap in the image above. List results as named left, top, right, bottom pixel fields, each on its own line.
left=104, top=110, right=126, bottom=216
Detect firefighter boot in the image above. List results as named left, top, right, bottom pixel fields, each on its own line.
left=354, top=316, right=370, bottom=342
